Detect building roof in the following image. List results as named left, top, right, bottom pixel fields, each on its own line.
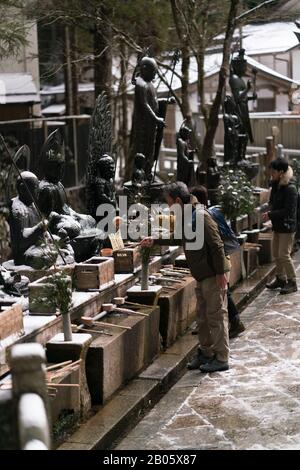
left=41, top=83, right=95, bottom=96
left=213, top=21, right=300, bottom=56
left=41, top=104, right=66, bottom=115
left=0, top=73, right=40, bottom=104
left=154, top=52, right=300, bottom=94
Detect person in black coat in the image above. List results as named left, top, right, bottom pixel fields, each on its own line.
left=263, top=158, right=298, bottom=295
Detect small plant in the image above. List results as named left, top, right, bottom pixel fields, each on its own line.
left=31, top=271, right=73, bottom=340
left=218, top=167, right=256, bottom=222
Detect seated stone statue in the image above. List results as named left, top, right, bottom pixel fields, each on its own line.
left=92, top=154, right=116, bottom=222
left=132, top=153, right=146, bottom=186
left=38, top=130, right=96, bottom=237
left=9, top=171, right=59, bottom=270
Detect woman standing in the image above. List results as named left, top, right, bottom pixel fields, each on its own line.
left=264, top=158, right=298, bottom=295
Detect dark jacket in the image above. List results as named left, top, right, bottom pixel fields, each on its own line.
left=184, top=208, right=230, bottom=282
left=269, top=166, right=297, bottom=233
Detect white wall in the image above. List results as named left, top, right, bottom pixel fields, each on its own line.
left=276, top=93, right=289, bottom=112
left=292, top=49, right=300, bottom=81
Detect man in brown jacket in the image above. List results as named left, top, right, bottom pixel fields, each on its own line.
left=164, top=182, right=230, bottom=373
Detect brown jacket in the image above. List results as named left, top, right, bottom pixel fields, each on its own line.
left=184, top=209, right=230, bottom=282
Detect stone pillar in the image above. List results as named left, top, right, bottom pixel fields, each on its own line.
left=46, top=333, right=92, bottom=418
left=8, top=343, right=51, bottom=450
left=9, top=344, right=49, bottom=409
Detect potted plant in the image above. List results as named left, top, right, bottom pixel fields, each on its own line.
left=218, top=167, right=256, bottom=234
left=33, top=272, right=73, bottom=340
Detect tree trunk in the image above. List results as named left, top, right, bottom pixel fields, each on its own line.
left=120, top=41, right=129, bottom=179
left=200, top=0, right=240, bottom=172
left=70, top=27, right=79, bottom=115
left=181, top=43, right=191, bottom=119
left=63, top=25, right=73, bottom=116
left=94, top=7, right=112, bottom=101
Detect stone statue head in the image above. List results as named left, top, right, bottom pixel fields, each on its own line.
left=17, top=171, right=39, bottom=206
left=224, top=95, right=237, bottom=115
left=179, top=124, right=191, bottom=142
left=134, top=153, right=146, bottom=170
left=97, top=154, right=115, bottom=180
left=140, top=57, right=158, bottom=82
left=231, top=48, right=247, bottom=77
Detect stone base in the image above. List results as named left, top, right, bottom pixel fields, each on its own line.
left=46, top=333, right=92, bottom=419
left=126, top=285, right=162, bottom=306
left=85, top=310, right=151, bottom=405
left=158, top=276, right=197, bottom=349
left=229, top=248, right=244, bottom=287
left=243, top=243, right=260, bottom=277
left=50, top=366, right=80, bottom=426
left=258, top=232, right=274, bottom=264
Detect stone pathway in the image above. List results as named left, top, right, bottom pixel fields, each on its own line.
left=116, top=252, right=300, bottom=450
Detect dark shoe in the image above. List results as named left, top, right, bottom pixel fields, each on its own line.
left=266, top=277, right=286, bottom=290
left=187, top=350, right=214, bottom=370
left=200, top=358, right=229, bottom=373
left=229, top=320, right=246, bottom=339
left=280, top=280, right=297, bottom=295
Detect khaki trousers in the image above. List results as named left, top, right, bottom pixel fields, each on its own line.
left=273, top=232, right=296, bottom=281
left=195, top=275, right=230, bottom=363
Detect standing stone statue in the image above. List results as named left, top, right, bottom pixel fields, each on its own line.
left=223, top=95, right=240, bottom=164
left=176, top=122, right=197, bottom=187
left=131, top=56, right=173, bottom=180
left=86, top=92, right=117, bottom=220
left=229, top=49, right=257, bottom=161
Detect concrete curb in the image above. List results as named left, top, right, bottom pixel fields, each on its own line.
left=58, top=262, right=276, bottom=451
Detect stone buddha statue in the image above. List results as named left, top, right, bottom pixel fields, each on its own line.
left=38, top=130, right=96, bottom=236
left=223, top=95, right=240, bottom=165
left=132, top=153, right=147, bottom=186
left=176, top=123, right=196, bottom=187
left=93, top=154, right=116, bottom=222
left=229, top=49, right=257, bottom=161
left=131, top=56, right=171, bottom=180
left=9, top=171, right=59, bottom=269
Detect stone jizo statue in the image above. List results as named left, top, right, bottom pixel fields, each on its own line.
left=131, top=56, right=174, bottom=179
left=93, top=154, right=116, bottom=221
left=229, top=49, right=257, bottom=161
left=132, top=153, right=146, bottom=185
left=176, top=123, right=196, bottom=187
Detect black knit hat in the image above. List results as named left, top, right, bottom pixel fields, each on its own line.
left=270, top=158, right=289, bottom=173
